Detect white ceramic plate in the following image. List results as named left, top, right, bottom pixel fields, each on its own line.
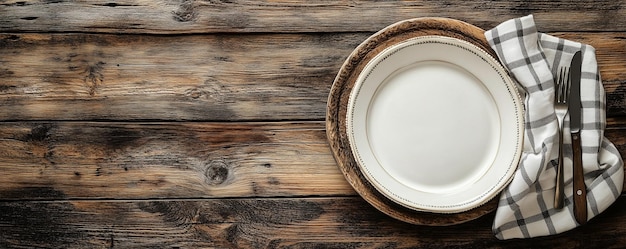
left=347, top=36, right=524, bottom=213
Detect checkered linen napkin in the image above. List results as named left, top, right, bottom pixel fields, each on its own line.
left=484, top=15, right=624, bottom=239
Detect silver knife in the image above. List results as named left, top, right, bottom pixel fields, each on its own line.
left=569, top=51, right=586, bottom=225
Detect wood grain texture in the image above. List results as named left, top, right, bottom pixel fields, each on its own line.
left=2, top=197, right=626, bottom=248
left=0, top=0, right=625, bottom=33
left=2, top=0, right=626, bottom=246
left=0, top=32, right=624, bottom=121
left=0, top=121, right=352, bottom=200
left=1, top=121, right=626, bottom=201
left=0, top=32, right=361, bottom=121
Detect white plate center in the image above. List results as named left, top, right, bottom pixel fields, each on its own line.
left=367, top=61, right=500, bottom=193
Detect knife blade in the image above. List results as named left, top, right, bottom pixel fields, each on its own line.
left=569, top=50, right=587, bottom=225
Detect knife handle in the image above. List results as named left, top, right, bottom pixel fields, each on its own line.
left=572, top=131, right=587, bottom=225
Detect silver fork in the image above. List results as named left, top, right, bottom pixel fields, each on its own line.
left=554, top=67, right=570, bottom=209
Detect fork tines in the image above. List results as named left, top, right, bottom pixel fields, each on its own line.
left=556, top=67, right=570, bottom=102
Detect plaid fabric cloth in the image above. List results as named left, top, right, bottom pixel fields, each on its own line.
left=485, top=15, right=624, bottom=239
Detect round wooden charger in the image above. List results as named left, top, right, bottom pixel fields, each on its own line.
left=326, top=17, right=503, bottom=226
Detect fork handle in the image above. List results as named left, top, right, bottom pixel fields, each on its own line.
left=554, top=125, right=565, bottom=209
left=572, top=131, right=587, bottom=225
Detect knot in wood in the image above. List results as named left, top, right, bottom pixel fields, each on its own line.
left=172, top=0, right=198, bottom=22
left=205, top=160, right=231, bottom=185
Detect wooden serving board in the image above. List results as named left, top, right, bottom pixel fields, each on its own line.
left=326, top=17, right=503, bottom=226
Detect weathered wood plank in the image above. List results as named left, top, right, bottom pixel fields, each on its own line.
left=0, top=0, right=625, bottom=33
left=0, top=32, right=362, bottom=121
left=0, top=121, right=352, bottom=200
left=0, top=32, right=624, bottom=121
left=0, top=121, right=626, bottom=201
left=1, top=197, right=626, bottom=248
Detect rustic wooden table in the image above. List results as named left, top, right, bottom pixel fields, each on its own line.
left=1, top=1, right=625, bottom=248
